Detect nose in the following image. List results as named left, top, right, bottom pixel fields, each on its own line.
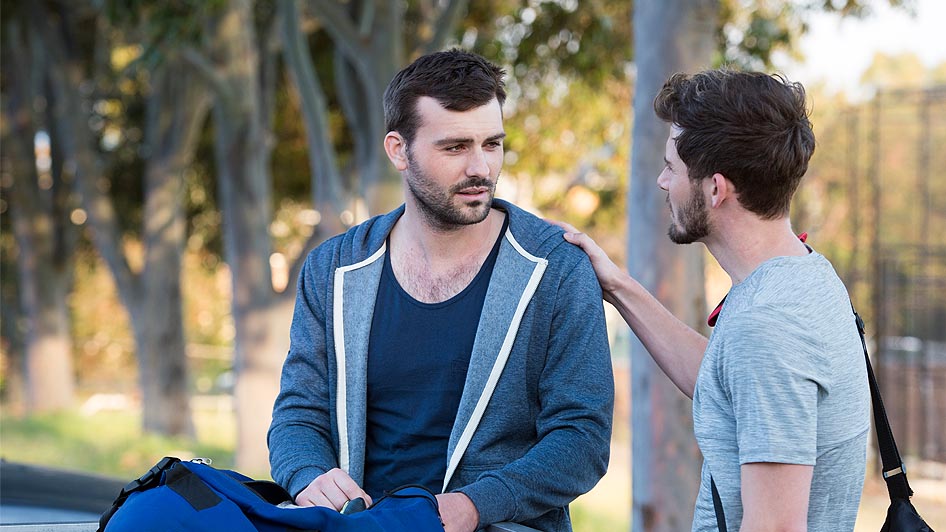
left=657, top=168, right=670, bottom=191
left=467, top=147, right=491, bottom=178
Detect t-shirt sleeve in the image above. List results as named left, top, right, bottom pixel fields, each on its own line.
left=719, top=305, right=827, bottom=466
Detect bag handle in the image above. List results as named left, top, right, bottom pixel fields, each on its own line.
left=98, top=456, right=181, bottom=532
left=852, top=306, right=914, bottom=501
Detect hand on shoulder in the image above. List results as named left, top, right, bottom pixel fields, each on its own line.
left=547, top=219, right=629, bottom=302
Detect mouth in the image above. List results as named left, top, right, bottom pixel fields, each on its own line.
left=456, top=186, right=491, bottom=199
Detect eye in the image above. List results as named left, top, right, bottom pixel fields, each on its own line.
left=445, top=145, right=464, bottom=153
left=485, top=141, right=503, bottom=150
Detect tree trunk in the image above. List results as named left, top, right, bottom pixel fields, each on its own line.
left=2, top=17, right=76, bottom=413
left=629, top=1, right=718, bottom=530
left=4, top=124, right=76, bottom=413
left=33, top=3, right=200, bottom=436
left=206, top=0, right=284, bottom=473
left=130, top=60, right=212, bottom=437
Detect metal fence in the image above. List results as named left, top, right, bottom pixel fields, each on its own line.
left=838, top=85, right=946, bottom=468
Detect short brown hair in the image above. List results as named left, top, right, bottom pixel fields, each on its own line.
left=383, top=49, right=506, bottom=144
left=654, top=69, right=815, bottom=219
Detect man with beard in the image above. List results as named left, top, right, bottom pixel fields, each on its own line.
left=268, top=50, right=613, bottom=532
left=556, top=70, right=869, bottom=531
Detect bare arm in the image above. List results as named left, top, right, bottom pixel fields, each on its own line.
left=552, top=222, right=707, bottom=398
left=740, top=463, right=812, bottom=532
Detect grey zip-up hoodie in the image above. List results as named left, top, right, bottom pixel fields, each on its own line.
left=268, top=200, right=613, bottom=531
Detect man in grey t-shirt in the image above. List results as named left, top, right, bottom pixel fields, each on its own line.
left=556, top=69, right=870, bottom=530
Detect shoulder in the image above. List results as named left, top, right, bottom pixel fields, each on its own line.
left=741, top=252, right=846, bottom=308
left=499, top=199, right=591, bottom=272
left=717, top=304, right=827, bottom=380
left=302, top=206, right=403, bottom=274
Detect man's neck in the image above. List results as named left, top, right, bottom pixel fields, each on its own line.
left=704, top=212, right=809, bottom=285
left=386, top=205, right=505, bottom=303
left=392, top=205, right=503, bottom=265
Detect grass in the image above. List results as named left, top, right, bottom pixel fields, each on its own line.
left=0, top=408, right=235, bottom=478
left=570, top=501, right=630, bottom=531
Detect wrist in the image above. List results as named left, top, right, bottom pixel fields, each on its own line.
left=603, top=271, right=639, bottom=308
left=437, top=492, right=479, bottom=532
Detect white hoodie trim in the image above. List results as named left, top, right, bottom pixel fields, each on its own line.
left=442, top=231, right=548, bottom=491
left=332, top=243, right=386, bottom=474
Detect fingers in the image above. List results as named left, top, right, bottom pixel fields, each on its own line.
left=332, top=470, right=373, bottom=507
left=545, top=218, right=594, bottom=250
left=562, top=230, right=603, bottom=258
left=546, top=218, right=580, bottom=234
left=295, top=468, right=372, bottom=510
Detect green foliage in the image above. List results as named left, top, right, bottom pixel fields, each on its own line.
left=717, top=0, right=915, bottom=70
left=462, top=0, right=632, bottom=99
left=105, top=0, right=227, bottom=70
left=718, top=1, right=799, bottom=69
left=501, top=77, right=630, bottom=261
left=458, top=0, right=633, bottom=86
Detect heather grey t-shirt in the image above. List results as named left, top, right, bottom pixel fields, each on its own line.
left=691, top=250, right=870, bottom=531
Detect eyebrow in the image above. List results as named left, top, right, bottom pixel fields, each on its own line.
left=434, top=132, right=506, bottom=146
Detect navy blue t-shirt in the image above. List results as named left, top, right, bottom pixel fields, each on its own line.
left=362, top=216, right=507, bottom=498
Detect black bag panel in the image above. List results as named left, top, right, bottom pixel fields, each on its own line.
left=165, top=464, right=223, bottom=511
left=881, top=498, right=935, bottom=532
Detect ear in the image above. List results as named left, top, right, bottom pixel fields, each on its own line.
left=708, top=173, right=732, bottom=208
left=384, top=132, right=409, bottom=171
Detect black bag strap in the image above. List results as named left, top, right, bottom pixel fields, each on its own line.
left=97, top=456, right=180, bottom=532
left=852, top=307, right=914, bottom=501
left=711, top=477, right=727, bottom=532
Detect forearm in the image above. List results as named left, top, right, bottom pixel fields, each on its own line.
left=606, top=273, right=707, bottom=398
left=457, top=426, right=610, bottom=526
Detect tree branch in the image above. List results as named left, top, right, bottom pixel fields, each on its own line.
left=280, top=0, right=346, bottom=205
left=312, top=0, right=365, bottom=54
left=180, top=46, right=235, bottom=108
left=423, top=0, right=469, bottom=54
left=312, top=0, right=376, bottom=85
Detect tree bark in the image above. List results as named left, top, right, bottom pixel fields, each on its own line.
left=629, top=1, right=718, bottom=530
left=2, top=17, right=76, bottom=413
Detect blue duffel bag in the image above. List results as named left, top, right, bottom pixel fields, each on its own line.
left=98, top=457, right=445, bottom=531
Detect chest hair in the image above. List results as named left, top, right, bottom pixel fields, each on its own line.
left=392, top=251, right=489, bottom=304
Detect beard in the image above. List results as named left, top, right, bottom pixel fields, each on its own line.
left=667, top=180, right=710, bottom=244
left=405, top=152, right=498, bottom=231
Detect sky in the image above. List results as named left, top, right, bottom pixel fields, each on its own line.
left=777, top=0, right=946, bottom=96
